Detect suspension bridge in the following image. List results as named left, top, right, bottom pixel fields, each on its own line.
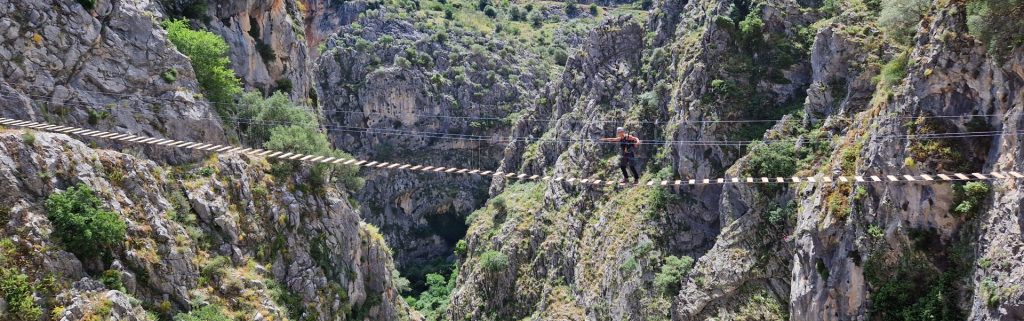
left=2, top=116, right=1020, bottom=187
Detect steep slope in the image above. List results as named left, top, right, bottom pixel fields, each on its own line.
left=449, top=0, right=1024, bottom=320
left=0, top=129, right=415, bottom=320
left=310, top=0, right=622, bottom=282
left=0, top=0, right=226, bottom=163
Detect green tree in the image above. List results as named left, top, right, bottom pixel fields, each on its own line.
left=173, top=304, right=231, bottom=321
left=45, top=184, right=126, bottom=260
left=405, top=269, right=456, bottom=321
left=478, top=250, right=509, bottom=272
left=163, top=19, right=243, bottom=119
left=952, top=182, right=990, bottom=217
left=265, top=125, right=363, bottom=191
left=236, top=91, right=317, bottom=146
left=967, top=0, right=1024, bottom=59
left=878, top=0, right=929, bottom=45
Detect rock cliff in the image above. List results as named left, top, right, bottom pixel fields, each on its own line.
left=0, top=130, right=415, bottom=320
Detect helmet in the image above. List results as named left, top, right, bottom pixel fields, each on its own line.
left=616, top=127, right=625, bottom=133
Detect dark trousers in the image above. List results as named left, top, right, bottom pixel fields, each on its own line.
left=619, top=155, right=639, bottom=182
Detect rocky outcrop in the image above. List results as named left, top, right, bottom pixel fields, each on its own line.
left=450, top=0, right=1024, bottom=320
left=54, top=279, right=151, bottom=321
left=314, top=7, right=550, bottom=271
left=0, top=0, right=226, bottom=163
left=200, top=0, right=317, bottom=101
left=0, top=129, right=415, bottom=320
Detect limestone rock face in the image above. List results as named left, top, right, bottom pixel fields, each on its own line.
left=0, top=0, right=226, bottom=163
left=202, top=0, right=316, bottom=101
left=0, top=130, right=415, bottom=320
left=313, top=7, right=549, bottom=270
left=449, top=0, right=1024, bottom=320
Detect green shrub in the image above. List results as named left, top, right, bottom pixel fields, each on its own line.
left=21, top=131, right=36, bottom=146
left=161, top=69, right=178, bottom=83
left=967, top=0, right=1024, bottom=59
left=765, top=203, right=794, bottom=227
left=952, top=182, right=990, bottom=217
left=878, top=0, right=929, bottom=44
left=589, top=3, right=599, bottom=15
left=173, top=304, right=230, bottom=321
left=980, top=278, right=1002, bottom=309
left=738, top=10, right=764, bottom=47
left=45, top=184, right=126, bottom=259
left=551, top=47, right=568, bottom=66
left=454, top=240, right=468, bottom=256
left=200, top=256, right=230, bottom=281
left=484, top=6, right=497, bottom=18
left=490, top=196, right=507, bottom=213
left=744, top=141, right=798, bottom=178
left=478, top=250, right=509, bottom=272
left=100, top=270, right=125, bottom=291
left=653, top=255, right=694, bottom=296
left=879, top=51, right=909, bottom=88
left=392, top=270, right=411, bottom=293
left=868, top=256, right=964, bottom=321
left=867, top=225, right=884, bottom=239
left=619, top=256, right=638, bottom=273
left=162, top=19, right=242, bottom=119
left=0, top=268, right=43, bottom=320
left=529, top=11, right=543, bottom=28
left=565, top=2, right=578, bottom=16
left=275, top=78, right=293, bottom=94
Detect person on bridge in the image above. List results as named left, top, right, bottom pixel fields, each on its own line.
left=600, top=127, right=641, bottom=184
